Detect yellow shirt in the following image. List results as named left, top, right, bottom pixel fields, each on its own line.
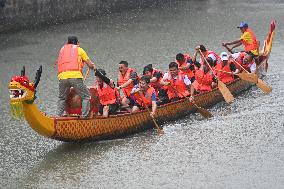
left=58, top=47, right=90, bottom=80
left=240, top=32, right=259, bottom=55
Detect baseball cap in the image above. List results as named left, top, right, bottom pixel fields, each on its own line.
left=220, top=52, right=228, bottom=61
left=237, top=22, right=248, bottom=28
left=208, top=54, right=216, bottom=61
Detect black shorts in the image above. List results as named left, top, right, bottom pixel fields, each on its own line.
left=99, top=103, right=119, bottom=115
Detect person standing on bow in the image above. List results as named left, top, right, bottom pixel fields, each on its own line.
left=94, top=69, right=120, bottom=117
left=130, top=76, right=157, bottom=117
left=160, top=62, right=191, bottom=102
left=56, top=36, right=96, bottom=118
left=116, top=61, right=139, bottom=108
left=222, top=22, right=259, bottom=63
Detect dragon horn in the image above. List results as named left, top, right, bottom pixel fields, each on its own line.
left=21, top=66, right=25, bottom=76
left=33, top=66, right=42, bottom=89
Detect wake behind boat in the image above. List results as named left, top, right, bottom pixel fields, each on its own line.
left=8, top=21, right=275, bottom=142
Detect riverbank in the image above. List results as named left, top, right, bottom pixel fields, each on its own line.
left=0, top=0, right=164, bottom=33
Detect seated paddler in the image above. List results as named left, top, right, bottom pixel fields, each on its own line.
left=215, top=52, right=239, bottom=83
left=94, top=69, right=120, bottom=117
left=130, top=76, right=157, bottom=117
left=143, top=64, right=169, bottom=105
left=160, top=62, right=191, bottom=102
left=175, top=53, right=195, bottom=83
left=116, top=61, right=139, bottom=108
left=190, top=59, right=214, bottom=101
left=229, top=51, right=257, bottom=73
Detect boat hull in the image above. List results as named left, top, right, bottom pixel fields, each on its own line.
left=52, top=78, right=252, bottom=142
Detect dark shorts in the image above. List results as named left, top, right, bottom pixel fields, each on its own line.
left=157, top=88, right=169, bottom=105
left=99, top=103, right=119, bottom=115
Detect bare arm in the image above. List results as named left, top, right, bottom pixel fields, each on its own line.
left=223, top=39, right=242, bottom=46
left=150, top=101, right=157, bottom=117
left=230, top=41, right=242, bottom=50
left=150, top=77, right=158, bottom=83
left=179, top=63, right=190, bottom=70
left=84, top=59, right=96, bottom=70
left=119, top=79, right=133, bottom=89
left=160, top=78, right=170, bottom=86
left=191, top=51, right=198, bottom=63
left=189, top=84, right=195, bottom=102
left=190, top=84, right=195, bottom=96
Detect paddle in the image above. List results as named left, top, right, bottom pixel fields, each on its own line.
left=223, top=44, right=234, bottom=54
left=198, top=49, right=234, bottom=103
left=84, top=68, right=90, bottom=81
left=215, top=69, right=258, bottom=84
left=231, top=59, right=272, bottom=94
left=137, top=92, right=164, bottom=134
left=169, top=85, right=213, bottom=118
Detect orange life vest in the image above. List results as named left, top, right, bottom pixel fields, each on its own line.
left=149, top=68, right=163, bottom=92
left=95, top=82, right=118, bottom=106
left=242, top=28, right=258, bottom=52
left=118, top=68, right=136, bottom=97
left=57, top=44, right=82, bottom=74
left=202, top=50, right=221, bottom=65
left=175, top=54, right=195, bottom=79
left=215, top=63, right=234, bottom=83
left=165, top=71, right=189, bottom=99
left=133, top=87, right=156, bottom=107
left=194, top=70, right=213, bottom=92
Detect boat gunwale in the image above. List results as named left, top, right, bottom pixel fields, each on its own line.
left=54, top=78, right=242, bottom=121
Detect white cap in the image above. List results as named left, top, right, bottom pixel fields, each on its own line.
left=220, top=51, right=228, bottom=61
left=208, top=54, right=216, bottom=61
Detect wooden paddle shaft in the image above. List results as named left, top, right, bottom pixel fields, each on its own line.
left=198, top=49, right=218, bottom=79
left=231, top=58, right=250, bottom=74
left=84, top=68, right=90, bottom=81
left=215, top=69, right=234, bottom=75
left=137, top=93, right=163, bottom=133
left=169, top=85, right=213, bottom=118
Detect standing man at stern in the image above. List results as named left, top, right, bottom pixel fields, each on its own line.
left=222, top=22, right=259, bottom=63
left=56, top=36, right=96, bottom=118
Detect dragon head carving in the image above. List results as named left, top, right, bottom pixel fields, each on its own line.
left=9, top=66, right=42, bottom=103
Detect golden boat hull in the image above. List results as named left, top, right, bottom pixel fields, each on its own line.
left=52, top=78, right=252, bottom=142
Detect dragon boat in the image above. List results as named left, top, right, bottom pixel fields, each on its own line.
left=8, top=21, right=276, bottom=142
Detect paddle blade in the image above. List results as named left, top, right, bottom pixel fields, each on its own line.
left=196, top=107, right=213, bottom=118
left=218, top=81, right=234, bottom=103
left=238, top=72, right=258, bottom=84
left=256, top=79, right=272, bottom=94
left=151, top=116, right=164, bottom=134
